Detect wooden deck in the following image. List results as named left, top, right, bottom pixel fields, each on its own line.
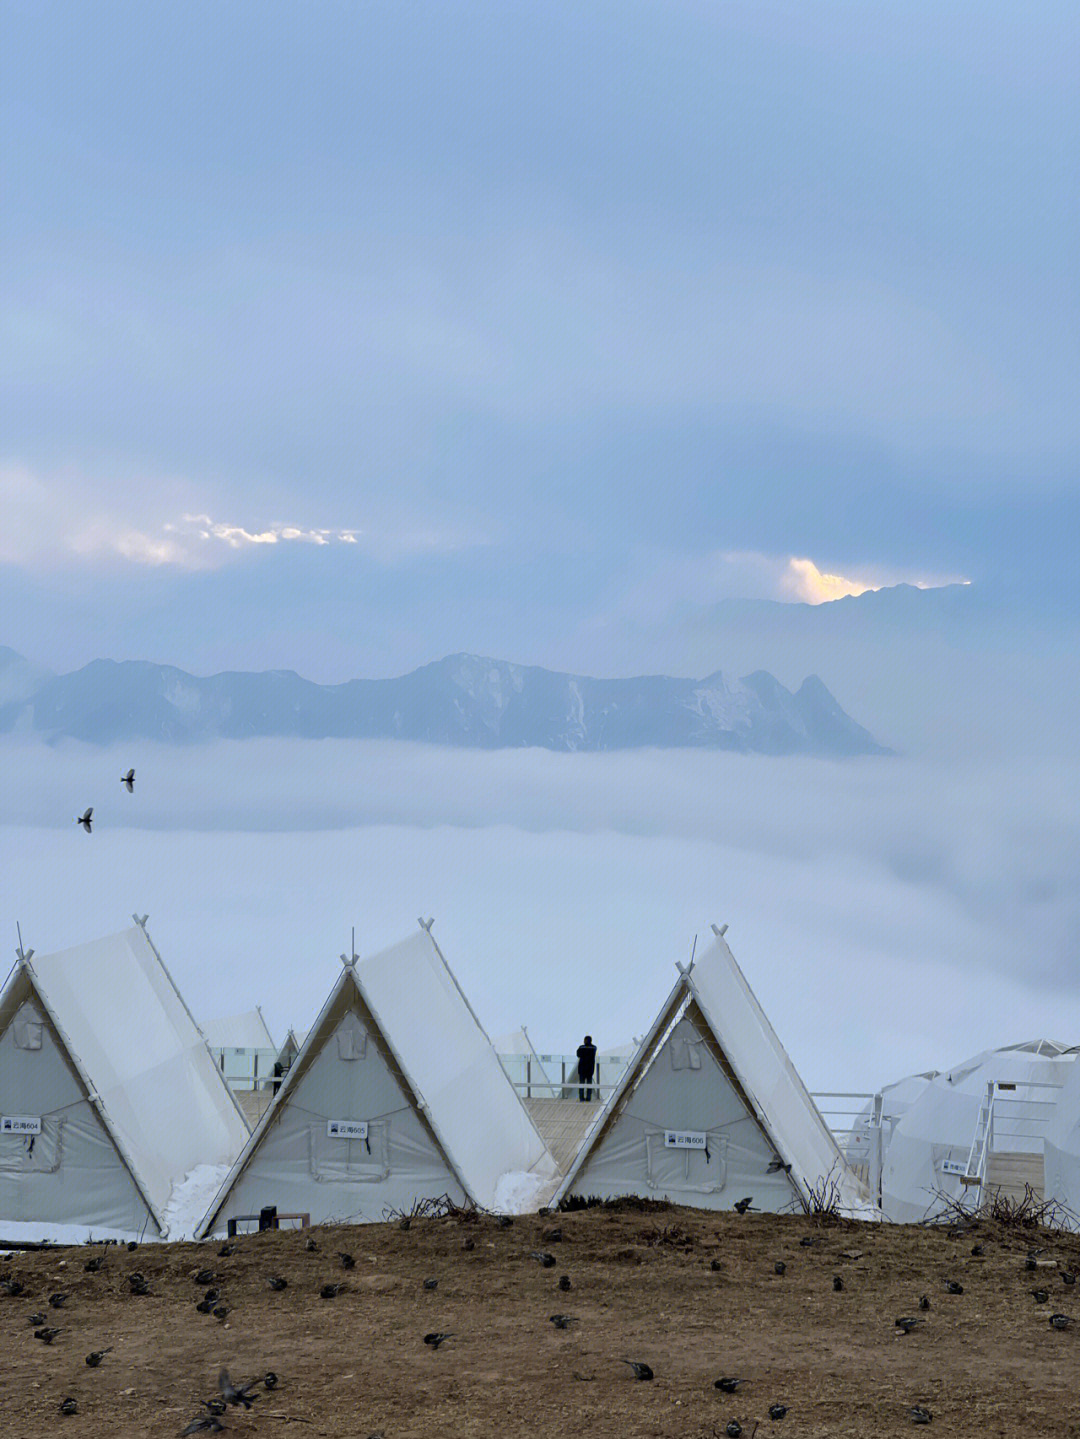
left=525, top=1097, right=602, bottom=1173
left=984, top=1151, right=1045, bottom=1204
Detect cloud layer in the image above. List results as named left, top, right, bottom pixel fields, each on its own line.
left=3, top=738, right=1076, bottom=1094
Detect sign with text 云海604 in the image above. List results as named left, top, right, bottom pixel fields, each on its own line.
left=327, top=1120, right=368, bottom=1140
left=1, top=1115, right=41, bottom=1135
left=664, top=1129, right=706, bottom=1149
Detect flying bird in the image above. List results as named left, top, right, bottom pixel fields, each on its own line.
left=767, top=1158, right=792, bottom=1174
left=75, top=808, right=93, bottom=833
left=622, top=1360, right=653, bottom=1381
left=218, top=1370, right=258, bottom=1409
left=733, top=1197, right=753, bottom=1214
left=121, top=769, right=135, bottom=793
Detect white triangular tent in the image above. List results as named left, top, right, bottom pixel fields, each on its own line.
left=552, top=926, right=871, bottom=1215
left=197, top=922, right=559, bottom=1235
left=0, top=920, right=250, bottom=1239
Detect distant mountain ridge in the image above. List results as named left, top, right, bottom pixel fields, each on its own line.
left=0, top=647, right=889, bottom=756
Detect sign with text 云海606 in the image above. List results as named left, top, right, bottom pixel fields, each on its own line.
left=664, top=1129, right=706, bottom=1149
left=1, top=1115, right=41, bottom=1135
left=327, top=1120, right=368, bottom=1140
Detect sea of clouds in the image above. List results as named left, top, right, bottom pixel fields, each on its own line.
left=2, top=737, right=1077, bottom=1097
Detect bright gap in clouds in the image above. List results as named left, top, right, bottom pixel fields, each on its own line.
left=2, top=739, right=1076, bottom=1095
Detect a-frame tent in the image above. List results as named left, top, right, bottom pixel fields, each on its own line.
left=197, top=922, right=558, bottom=1235
left=0, top=919, right=250, bottom=1239
left=552, top=925, right=871, bottom=1215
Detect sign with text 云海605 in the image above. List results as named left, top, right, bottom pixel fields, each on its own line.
left=664, top=1129, right=706, bottom=1149
left=940, top=1159, right=969, bottom=1177
left=1, top=1115, right=41, bottom=1135
left=327, top=1120, right=368, bottom=1140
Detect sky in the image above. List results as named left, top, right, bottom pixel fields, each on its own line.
left=1, top=2, right=1078, bottom=1095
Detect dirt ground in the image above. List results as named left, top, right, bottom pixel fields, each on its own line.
left=2, top=1203, right=1079, bottom=1438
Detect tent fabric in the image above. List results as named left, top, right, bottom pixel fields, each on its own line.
left=0, top=924, right=250, bottom=1236
left=197, top=924, right=558, bottom=1235
left=879, top=1043, right=1078, bottom=1223
left=1044, top=1058, right=1080, bottom=1210
left=554, top=927, right=871, bottom=1216
left=201, top=1008, right=277, bottom=1052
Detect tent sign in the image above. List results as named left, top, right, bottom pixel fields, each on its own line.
left=940, top=1159, right=968, bottom=1177
left=664, top=1129, right=706, bottom=1149
left=1, top=1115, right=41, bottom=1135
left=327, top=1120, right=368, bottom=1140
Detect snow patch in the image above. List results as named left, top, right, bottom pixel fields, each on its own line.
left=492, top=1169, right=552, bottom=1215
left=161, top=1164, right=232, bottom=1240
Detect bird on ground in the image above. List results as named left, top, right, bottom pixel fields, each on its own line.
left=319, top=1284, right=343, bottom=1299
left=710, top=1258, right=723, bottom=1271
left=799, top=1236, right=816, bottom=1248
left=267, top=1276, right=288, bottom=1292
left=1049, top=1313, right=1074, bottom=1330
left=85, top=1348, right=112, bottom=1366
left=496, top=1215, right=513, bottom=1228
left=462, top=1238, right=475, bottom=1252
left=1032, top=1289, right=1050, bottom=1304
left=530, top=1251, right=557, bottom=1268
left=29, top=1313, right=46, bottom=1325
left=84, top=1255, right=107, bottom=1273
left=424, top=1332, right=454, bottom=1348
left=769, top=1404, right=788, bottom=1420
left=725, top=1423, right=742, bottom=1438
left=918, top=1295, right=931, bottom=1310
left=59, top=1398, right=77, bottom=1415
left=75, top=808, right=93, bottom=833
left=549, top=1314, right=577, bottom=1329
left=180, top=1419, right=224, bottom=1436
left=213, top=1305, right=229, bottom=1320
left=305, top=1238, right=319, bottom=1252
left=895, top=1317, right=922, bottom=1335
left=909, top=1407, right=932, bottom=1425
left=48, top=1292, right=69, bottom=1308
left=714, top=1377, right=745, bottom=1393
left=126, top=1241, right=138, bottom=1251
left=543, top=1227, right=563, bottom=1243
left=398, top=1218, right=411, bottom=1231
left=558, top=1275, right=572, bottom=1291
left=194, top=1269, right=215, bottom=1285
left=129, top=1277, right=150, bottom=1295
left=944, top=1280, right=963, bottom=1294
left=339, top=1253, right=355, bottom=1270
left=622, top=1360, right=653, bottom=1381
left=970, top=1244, right=984, bottom=1256
left=263, top=1372, right=278, bottom=1390
left=774, top=1262, right=787, bottom=1276
left=196, top=1299, right=214, bottom=1314
left=218, top=1370, right=258, bottom=1409
left=1028, top=1248, right=1044, bottom=1259
left=121, top=769, right=135, bottom=793
left=1062, top=1271, right=1077, bottom=1285
left=34, top=1327, right=61, bottom=1343
left=423, top=1277, right=438, bottom=1291
left=833, top=1276, right=844, bottom=1292
left=203, top=1289, right=220, bottom=1303
left=1026, top=1258, right=1039, bottom=1271
left=201, top=1400, right=226, bottom=1416
left=218, top=1243, right=236, bottom=1257
left=733, top=1197, right=753, bottom=1214
left=0, top=1278, right=24, bottom=1295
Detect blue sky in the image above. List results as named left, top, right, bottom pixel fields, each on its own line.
left=3, top=0, right=1077, bottom=680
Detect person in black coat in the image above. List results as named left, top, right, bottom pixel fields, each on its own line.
left=576, top=1035, right=597, bottom=1102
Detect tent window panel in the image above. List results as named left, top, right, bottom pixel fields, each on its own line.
left=0, top=1118, right=62, bottom=1173
left=309, top=1120, right=389, bottom=1182
left=645, top=1130, right=728, bottom=1194
left=12, top=1009, right=43, bottom=1051
left=335, top=1021, right=368, bottom=1061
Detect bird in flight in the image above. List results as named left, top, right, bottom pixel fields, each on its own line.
left=75, top=807, right=93, bottom=833
left=121, top=768, right=135, bottom=793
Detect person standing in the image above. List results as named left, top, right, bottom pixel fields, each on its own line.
left=576, top=1035, right=598, bottom=1102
